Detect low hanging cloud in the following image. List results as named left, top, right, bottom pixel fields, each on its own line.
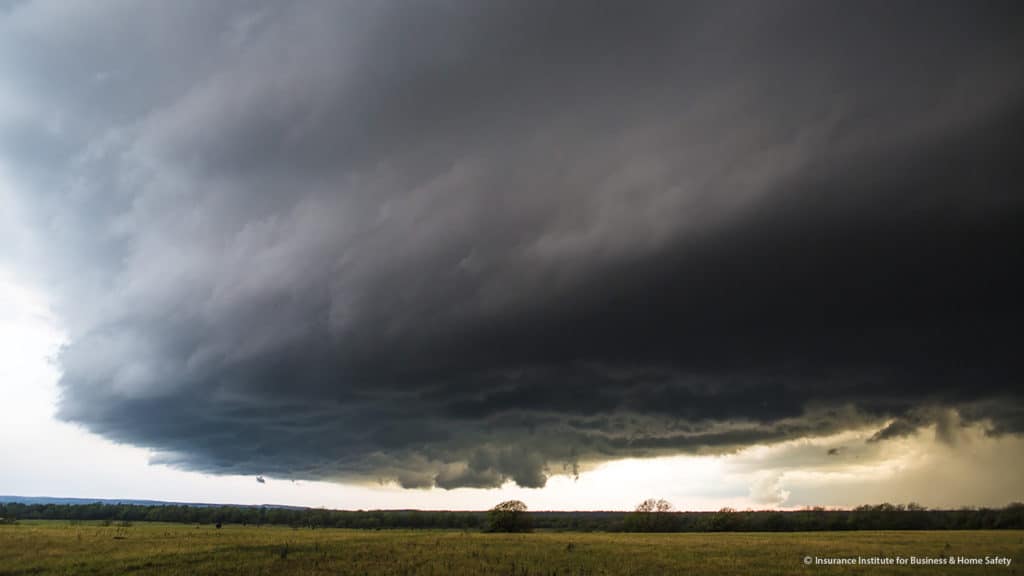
left=2, top=0, right=1023, bottom=490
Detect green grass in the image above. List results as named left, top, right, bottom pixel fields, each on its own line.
left=0, top=521, right=1020, bottom=575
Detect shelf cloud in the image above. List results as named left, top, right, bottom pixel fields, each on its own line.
left=2, top=0, right=1022, bottom=489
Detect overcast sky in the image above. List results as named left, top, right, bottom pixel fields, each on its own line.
left=1, top=0, right=1022, bottom=510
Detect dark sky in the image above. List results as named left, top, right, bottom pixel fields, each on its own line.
left=1, top=0, right=1022, bottom=489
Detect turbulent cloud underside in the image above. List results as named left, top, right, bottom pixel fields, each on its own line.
left=1, top=0, right=1022, bottom=488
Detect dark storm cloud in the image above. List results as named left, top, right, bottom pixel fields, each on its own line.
left=2, top=0, right=1022, bottom=488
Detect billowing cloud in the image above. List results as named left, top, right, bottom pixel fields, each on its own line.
left=749, top=473, right=791, bottom=507
left=731, top=420, right=1024, bottom=509
left=2, top=0, right=1022, bottom=490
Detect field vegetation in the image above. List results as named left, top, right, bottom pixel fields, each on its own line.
left=3, top=502, right=1020, bottom=574
left=0, top=521, right=1021, bottom=575
left=0, top=520, right=1019, bottom=573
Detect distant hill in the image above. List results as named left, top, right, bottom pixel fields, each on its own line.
left=0, top=495, right=306, bottom=510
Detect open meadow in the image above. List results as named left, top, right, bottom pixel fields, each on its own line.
left=0, top=521, right=1020, bottom=575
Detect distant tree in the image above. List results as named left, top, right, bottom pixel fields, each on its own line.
left=628, top=498, right=676, bottom=531
left=486, top=500, right=532, bottom=533
left=635, top=498, right=674, bottom=513
left=635, top=498, right=658, bottom=513
left=709, top=507, right=740, bottom=531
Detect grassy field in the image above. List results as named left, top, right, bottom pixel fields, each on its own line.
left=0, top=521, right=1020, bottom=575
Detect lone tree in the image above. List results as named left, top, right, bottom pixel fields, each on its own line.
left=635, top=498, right=673, bottom=514
left=628, top=498, right=676, bottom=531
left=486, top=500, right=532, bottom=533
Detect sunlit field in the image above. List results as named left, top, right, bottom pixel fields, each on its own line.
left=0, top=521, right=1020, bottom=575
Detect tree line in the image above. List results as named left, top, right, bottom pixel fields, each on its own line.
left=1, top=501, right=1021, bottom=532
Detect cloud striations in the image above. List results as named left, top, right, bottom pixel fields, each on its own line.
left=1, top=0, right=1022, bottom=488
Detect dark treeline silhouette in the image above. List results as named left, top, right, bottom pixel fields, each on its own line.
left=1, top=502, right=1022, bottom=532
